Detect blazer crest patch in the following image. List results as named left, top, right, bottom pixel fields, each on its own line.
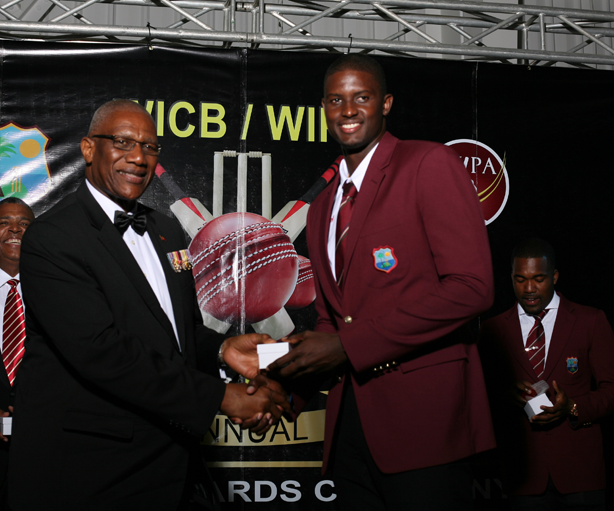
left=566, top=357, right=578, bottom=374
left=167, top=249, right=193, bottom=273
left=372, top=246, right=398, bottom=273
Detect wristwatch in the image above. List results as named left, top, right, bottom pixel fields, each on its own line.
left=218, top=343, right=228, bottom=369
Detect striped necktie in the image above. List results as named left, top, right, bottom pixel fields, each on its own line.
left=525, top=309, right=549, bottom=378
left=335, top=182, right=358, bottom=288
left=3, top=279, right=26, bottom=386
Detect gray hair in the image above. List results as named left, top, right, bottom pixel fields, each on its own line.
left=88, top=99, right=154, bottom=136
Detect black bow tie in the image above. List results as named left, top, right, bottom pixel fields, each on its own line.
left=114, top=209, right=147, bottom=236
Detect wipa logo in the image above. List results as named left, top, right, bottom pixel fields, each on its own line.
left=446, top=139, right=509, bottom=225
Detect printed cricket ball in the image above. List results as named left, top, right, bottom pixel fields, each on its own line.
left=285, top=256, right=316, bottom=309
left=190, top=212, right=298, bottom=324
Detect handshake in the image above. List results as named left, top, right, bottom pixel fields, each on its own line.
left=217, top=334, right=291, bottom=435
left=218, top=328, right=346, bottom=435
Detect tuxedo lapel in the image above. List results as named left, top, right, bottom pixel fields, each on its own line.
left=543, top=296, right=575, bottom=380
left=76, top=184, right=179, bottom=350
left=0, top=366, right=10, bottom=392
left=504, top=306, right=538, bottom=381
left=147, top=216, right=187, bottom=353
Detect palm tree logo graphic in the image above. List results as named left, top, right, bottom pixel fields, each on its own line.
left=377, top=250, right=392, bottom=269
left=373, top=247, right=397, bottom=273
left=0, top=123, right=51, bottom=200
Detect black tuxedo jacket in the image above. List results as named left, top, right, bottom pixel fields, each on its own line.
left=9, top=183, right=226, bottom=511
left=0, top=334, right=12, bottom=509
left=0, top=352, right=13, bottom=409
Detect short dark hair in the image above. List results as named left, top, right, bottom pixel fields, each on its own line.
left=0, top=197, right=32, bottom=211
left=88, top=99, right=154, bottom=136
left=511, top=238, right=557, bottom=271
left=324, top=54, right=387, bottom=96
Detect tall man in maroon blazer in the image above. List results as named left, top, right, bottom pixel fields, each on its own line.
left=480, top=238, right=614, bottom=510
left=267, top=55, right=496, bottom=509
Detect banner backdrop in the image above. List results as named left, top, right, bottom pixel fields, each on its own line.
left=1, top=42, right=613, bottom=510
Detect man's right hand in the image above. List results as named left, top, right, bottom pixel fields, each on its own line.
left=0, top=406, right=13, bottom=442
left=220, top=383, right=283, bottom=435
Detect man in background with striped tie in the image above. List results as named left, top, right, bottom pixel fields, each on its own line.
left=480, top=237, right=614, bottom=510
left=0, top=197, right=34, bottom=510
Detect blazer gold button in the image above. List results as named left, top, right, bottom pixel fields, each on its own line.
left=344, top=316, right=352, bottom=324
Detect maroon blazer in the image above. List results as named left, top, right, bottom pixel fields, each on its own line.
left=304, top=132, right=496, bottom=474
left=479, top=294, right=614, bottom=495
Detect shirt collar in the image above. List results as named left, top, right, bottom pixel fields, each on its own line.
left=338, top=143, right=379, bottom=192
left=0, top=268, right=19, bottom=287
left=517, top=291, right=560, bottom=317
left=86, top=179, right=136, bottom=223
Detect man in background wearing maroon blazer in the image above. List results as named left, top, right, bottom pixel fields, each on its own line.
left=480, top=238, right=614, bottom=510
left=267, top=54, right=496, bottom=510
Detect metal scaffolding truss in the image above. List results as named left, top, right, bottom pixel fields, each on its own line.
left=1, top=0, right=613, bottom=69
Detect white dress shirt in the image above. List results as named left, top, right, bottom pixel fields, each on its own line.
left=327, top=144, right=379, bottom=279
left=517, top=292, right=560, bottom=362
left=0, top=269, right=23, bottom=352
left=86, top=180, right=180, bottom=349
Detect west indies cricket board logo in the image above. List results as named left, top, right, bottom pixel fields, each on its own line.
left=445, top=139, right=509, bottom=225
left=0, top=123, right=51, bottom=201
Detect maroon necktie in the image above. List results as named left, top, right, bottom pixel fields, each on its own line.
left=525, top=309, right=549, bottom=378
left=3, top=279, right=26, bottom=385
left=335, top=182, right=358, bottom=288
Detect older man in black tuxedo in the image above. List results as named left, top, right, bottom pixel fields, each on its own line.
left=9, top=100, right=283, bottom=511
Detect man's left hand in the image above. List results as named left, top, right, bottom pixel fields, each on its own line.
left=531, top=380, right=575, bottom=424
left=221, top=333, right=275, bottom=379
left=266, top=330, right=347, bottom=379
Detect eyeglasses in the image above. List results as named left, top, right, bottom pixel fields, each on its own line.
left=91, top=135, right=161, bottom=156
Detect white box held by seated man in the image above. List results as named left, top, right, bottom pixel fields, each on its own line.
left=524, top=380, right=553, bottom=419
left=257, top=342, right=291, bottom=369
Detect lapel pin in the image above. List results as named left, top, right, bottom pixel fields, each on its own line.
left=160, top=235, right=167, bottom=241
